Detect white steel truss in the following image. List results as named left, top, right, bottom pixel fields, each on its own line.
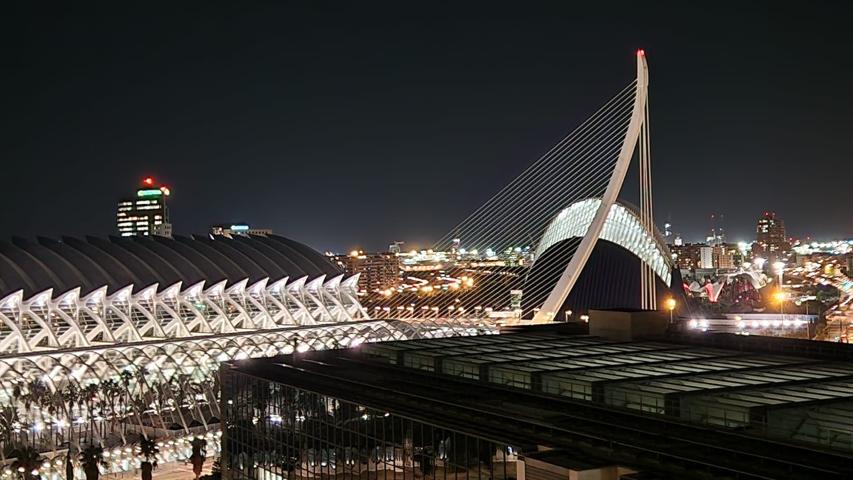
left=0, top=274, right=367, bottom=355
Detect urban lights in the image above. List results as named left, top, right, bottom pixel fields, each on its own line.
left=773, top=290, right=788, bottom=315
left=664, top=298, right=676, bottom=323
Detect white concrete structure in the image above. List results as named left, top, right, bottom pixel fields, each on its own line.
left=534, top=51, right=653, bottom=322
left=0, top=234, right=499, bottom=473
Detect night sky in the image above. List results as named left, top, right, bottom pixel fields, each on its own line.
left=2, top=2, right=851, bottom=252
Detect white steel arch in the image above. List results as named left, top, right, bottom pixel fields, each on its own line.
left=534, top=199, right=671, bottom=287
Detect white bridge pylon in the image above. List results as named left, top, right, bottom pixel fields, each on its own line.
left=534, top=50, right=654, bottom=322
left=417, top=51, right=658, bottom=322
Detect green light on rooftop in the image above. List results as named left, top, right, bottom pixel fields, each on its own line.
left=137, top=189, right=163, bottom=197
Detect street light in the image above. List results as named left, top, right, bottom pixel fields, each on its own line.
left=664, top=298, right=676, bottom=323
left=773, top=290, right=787, bottom=316
left=564, top=310, right=572, bottom=322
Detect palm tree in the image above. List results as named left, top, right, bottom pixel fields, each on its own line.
left=98, top=379, right=120, bottom=438
left=190, top=437, right=207, bottom=480
left=60, top=385, right=80, bottom=447
left=10, top=383, right=28, bottom=445
left=199, top=456, right=221, bottom=480
left=138, top=436, right=159, bottom=480
left=9, top=445, right=43, bottom=480
left=0, top=404, right=20, bottom=451
left=79, top=443, right=107, bottom=480
left=81, top=385, right=99, bottom=441
left=65, top=449, right=74, bottom=480
left=119, top=371, right=134, bottom=435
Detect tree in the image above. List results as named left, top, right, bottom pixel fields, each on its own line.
left=138, top=436, right=159, bottom=480
left=81, top=384, right=100, bottom=441
left=190, top=438, right=207, bottom=480
left=199, top=457, right=221, bottom=480
left=65, top=449, right=74, bottom=480
left=79, top=443, right=107, bottom=480
left=0, top=404, right=20, bottom=446
left=9, top=445, right=43, bottom=480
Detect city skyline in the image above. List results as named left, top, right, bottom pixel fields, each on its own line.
left=2, top=3, right=852, bottom=252
left=3, top=5, right=853, bottom=478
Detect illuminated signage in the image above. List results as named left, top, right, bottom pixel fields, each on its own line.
left=137, top=189, right=163, bottom=197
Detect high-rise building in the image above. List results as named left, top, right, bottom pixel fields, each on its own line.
left=332, top=251, right=400, bottom=293
left=116, top=177, right=172, bottom=237
left=210, top=223, right=273, bottom=238
left=699, top=245, right=714, bottom=269
left=752, top=211, right=789, bottom=262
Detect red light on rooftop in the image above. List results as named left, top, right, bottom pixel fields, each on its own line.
left=143, top=177, right=154, bottom=186
left=637, top=49, right=645, bottom=57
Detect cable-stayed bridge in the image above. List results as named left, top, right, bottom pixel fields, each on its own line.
left=0, top=52, right=668, bottom=475
left=373, top=51, right=670, bottom=321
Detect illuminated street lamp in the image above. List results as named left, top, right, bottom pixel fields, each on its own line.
left=664, top=298, right=676, bottom=323
left=563, top=310, right=573, bottom=322
left=773, top=290, right=787, bottom=316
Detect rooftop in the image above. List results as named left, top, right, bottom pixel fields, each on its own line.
left=228, top=327, right=853, bottom=479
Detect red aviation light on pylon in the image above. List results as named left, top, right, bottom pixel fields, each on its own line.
left=637, top=49, right=645, bottom=57
left=143, top=177, right=154, bottom=186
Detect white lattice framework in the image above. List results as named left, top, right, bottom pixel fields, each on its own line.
left=0, top=273, right=368, bottom=354
left=0, top=314, right=498, bottom=473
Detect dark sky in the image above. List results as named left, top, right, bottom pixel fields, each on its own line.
left=2, top=2, right=851, bottom=252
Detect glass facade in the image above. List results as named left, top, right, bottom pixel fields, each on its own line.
left=222, top=370, right=518, bottom=480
